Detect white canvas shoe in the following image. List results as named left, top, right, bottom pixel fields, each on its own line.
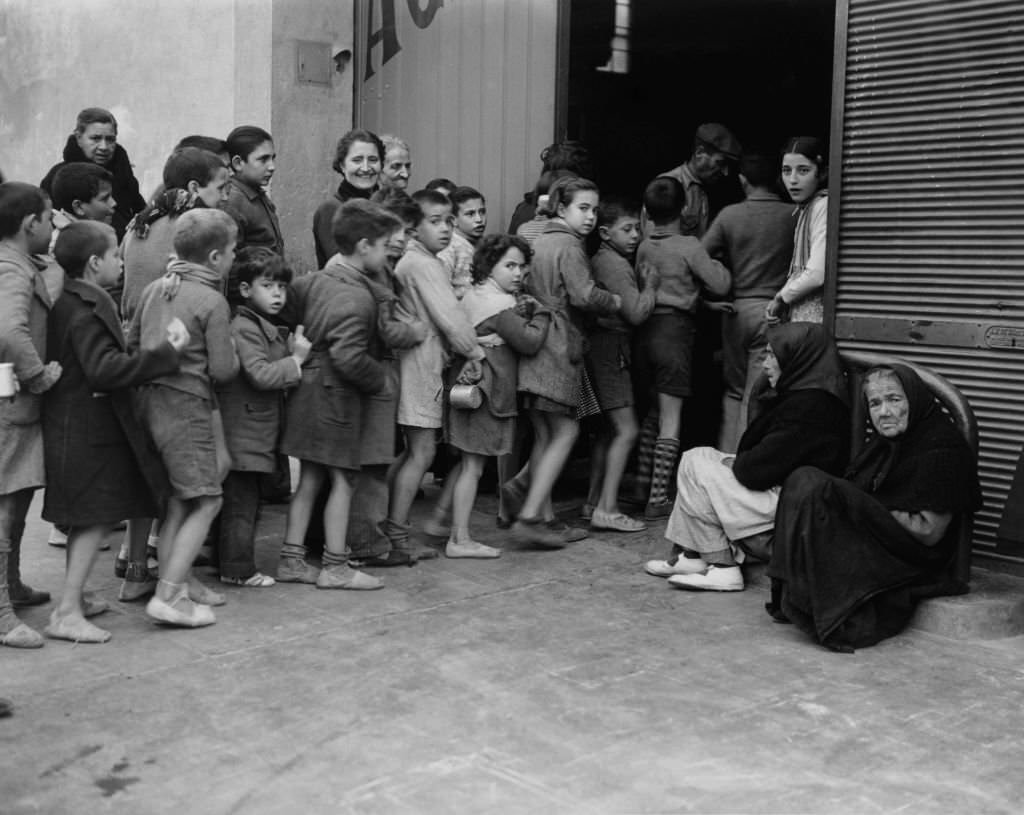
left=644, top=554, right=709, bottom=578
left=667, top=565, right=744, bottom=592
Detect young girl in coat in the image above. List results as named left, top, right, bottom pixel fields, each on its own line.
left=766, top=137, right=828, bottom=324
left=437, top=235, right=551, bottom=558
left=511, top=176, right=621, bottom=548
left=44, top=222, right=187, bottom=642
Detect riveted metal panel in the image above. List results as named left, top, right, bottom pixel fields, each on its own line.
left=354, top=0, right=560, bottom=232
left=832, top=0, right=1024, bottom=561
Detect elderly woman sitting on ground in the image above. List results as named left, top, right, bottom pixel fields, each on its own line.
left=768, top=364, right=981, bottom=651
left=645, top=322, right=850, bottom=591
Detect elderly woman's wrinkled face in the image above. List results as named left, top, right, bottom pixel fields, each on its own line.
left=866, top=373, right=910, bottom=438
left=762, top=344, right=781, bottom=387
left=381, top=146, right=411, bottom=189
left=76, top=122, right=117, bottom=166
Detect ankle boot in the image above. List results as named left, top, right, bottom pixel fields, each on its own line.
left=8, top=522, right=50, bottom=608
left=645, top=438, right=680, bottom=520
left=0, top=540, right=44, bottom=648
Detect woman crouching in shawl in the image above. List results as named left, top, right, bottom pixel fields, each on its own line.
left=644, top=322, right=850, bottom=591
left=768, top=364, right=982, bottom=651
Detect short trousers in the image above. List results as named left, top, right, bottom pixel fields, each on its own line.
left=586, top=331, right=634, bottom=411
left=521, top=393, right=575, bottom=417
left=633, top=311, right=696, bottom=398
left=139, top=385, right=224, bottom=500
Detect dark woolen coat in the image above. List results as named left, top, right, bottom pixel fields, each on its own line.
left=216, top=306, right=300, bottom=473
left=42, top=278, right=179, bottom=526
left=733, top=389, right=850, bottom=491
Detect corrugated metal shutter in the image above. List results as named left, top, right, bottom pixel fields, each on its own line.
left=353, top=0, right=560, bottom=232
left=830, top=0, right=1024, bottom=560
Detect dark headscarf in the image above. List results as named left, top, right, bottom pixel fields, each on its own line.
left=40, top=136, right=146, bottom=240
left=753, top=322, right=848, bottom=409
left=846, top=364, right=981, bottom=514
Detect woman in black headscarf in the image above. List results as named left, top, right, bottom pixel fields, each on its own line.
left=644, top=322, right=850, bottom=591
left=40, top=108, right=146, bottom=241
left=769, top=364, right=982, bottom=651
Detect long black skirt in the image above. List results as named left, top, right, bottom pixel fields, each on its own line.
left=767, top=467, right=954, bottom=651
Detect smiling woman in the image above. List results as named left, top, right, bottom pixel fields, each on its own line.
left=768, top=364, right=983, bottom=651
left=40, top=108, right=146, bottom=241
left=312, top=128, right=385, bottom=267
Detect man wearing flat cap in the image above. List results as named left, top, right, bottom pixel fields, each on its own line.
left=651, top=122, right=741, bottom=238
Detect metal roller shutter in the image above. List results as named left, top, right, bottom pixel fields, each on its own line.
left=829, top=0, right=1024, bottom=561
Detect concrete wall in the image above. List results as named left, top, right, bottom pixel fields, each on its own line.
left=0, top=0, right=353, bottom=272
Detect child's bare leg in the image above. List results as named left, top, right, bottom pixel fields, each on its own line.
left=283, top=461, right=327, bottom=550
left=520, top=413, right=579, bottom=520
left=322, top=468, right=354, bottom=558
left=426, top=459, right=460, bottom=536
left=598, top=407, right=639, bottom=514
left=157, top=495, right=223, bottom=599
left=388, top=427, right=436, bottom=525
left=317, top=469, right=381, bottom=589
left=586, top=432, right=608, bottom=512
left=446, top=453, right=500, bottom=558
left=45, top=525, right=112, bottom=643
left=0, top=491, right=43, bottom=648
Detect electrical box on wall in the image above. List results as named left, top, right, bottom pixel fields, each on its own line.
left=296, top=40, right=331, bottom=85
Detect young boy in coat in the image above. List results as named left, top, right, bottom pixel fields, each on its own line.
left=43, top=222, right=187, bottom=643
left=0, top=182, right=59, bottom=649
left=128, top=209, right=240, bottom=628
left=215, top=247, right=310, bottom=587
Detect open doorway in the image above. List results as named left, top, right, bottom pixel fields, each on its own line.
left=567, top=0, right=836, bottom=207
left=565, top=0, right=836, bottom=446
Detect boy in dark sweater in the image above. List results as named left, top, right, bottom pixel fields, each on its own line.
left=633, top=177, right=730, bottom=519
left=702, top=152, right=795, bottom=451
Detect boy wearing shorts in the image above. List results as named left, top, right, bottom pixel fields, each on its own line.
left=585, top=196, right=658, bottom=531
left=634, top=177, right=730, bottom=519
left=128, top=209, right=239, bottom=627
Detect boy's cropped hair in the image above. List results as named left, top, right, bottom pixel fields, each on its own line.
left=597, top=194, right=640, bottom=228
left=448, top=186, right=484, bottom=214
left=51, top=163, right=113, bottom=212
left=371, top=187, right=420, bottom=226
left=164, top=148, right=225, bottom=190
left=644, top=177, right=685, bottom=224
left=470, top=233, right=532, bottom=285
left=233, top=246, right=292, bottom=287
left=175, top=135, right=228, bottom=158
left=173, top=209, right=238, bottom=264
left=411, top=188, right=452, bottom=222
left=53, top=220, right=113, bottom=279
left=739, top=152, right=780, bottom=190
left=226, top=126, right=273, bottom=159
left=424, top=178, right=456, bottom=195
left=75, top=107, right=117, bottom=134
left=331, top=199, right=402, bottom=255
left=0, top=182, right=49, bottom=238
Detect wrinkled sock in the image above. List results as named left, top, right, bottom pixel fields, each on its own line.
left=280, top=541, right=306, bottom=561
left=321, top=550, right=348, bottom=568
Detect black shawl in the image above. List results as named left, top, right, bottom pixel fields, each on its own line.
left=846, top=364, right=981, bottom=515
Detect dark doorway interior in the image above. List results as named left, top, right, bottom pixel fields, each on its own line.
left=567, top=0, right=836, bottom=209
left=565, top=0, right=836, bottom=448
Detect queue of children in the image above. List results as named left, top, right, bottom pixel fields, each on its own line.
left=0, top=110, right=836, bottom=647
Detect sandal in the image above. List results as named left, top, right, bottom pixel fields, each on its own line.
left=146, top=582, right=215, bottom=628
left=219, top=572, right=276, bottom=588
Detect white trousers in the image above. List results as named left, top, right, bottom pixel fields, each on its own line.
left=664, top=447, right=780, bottom=560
